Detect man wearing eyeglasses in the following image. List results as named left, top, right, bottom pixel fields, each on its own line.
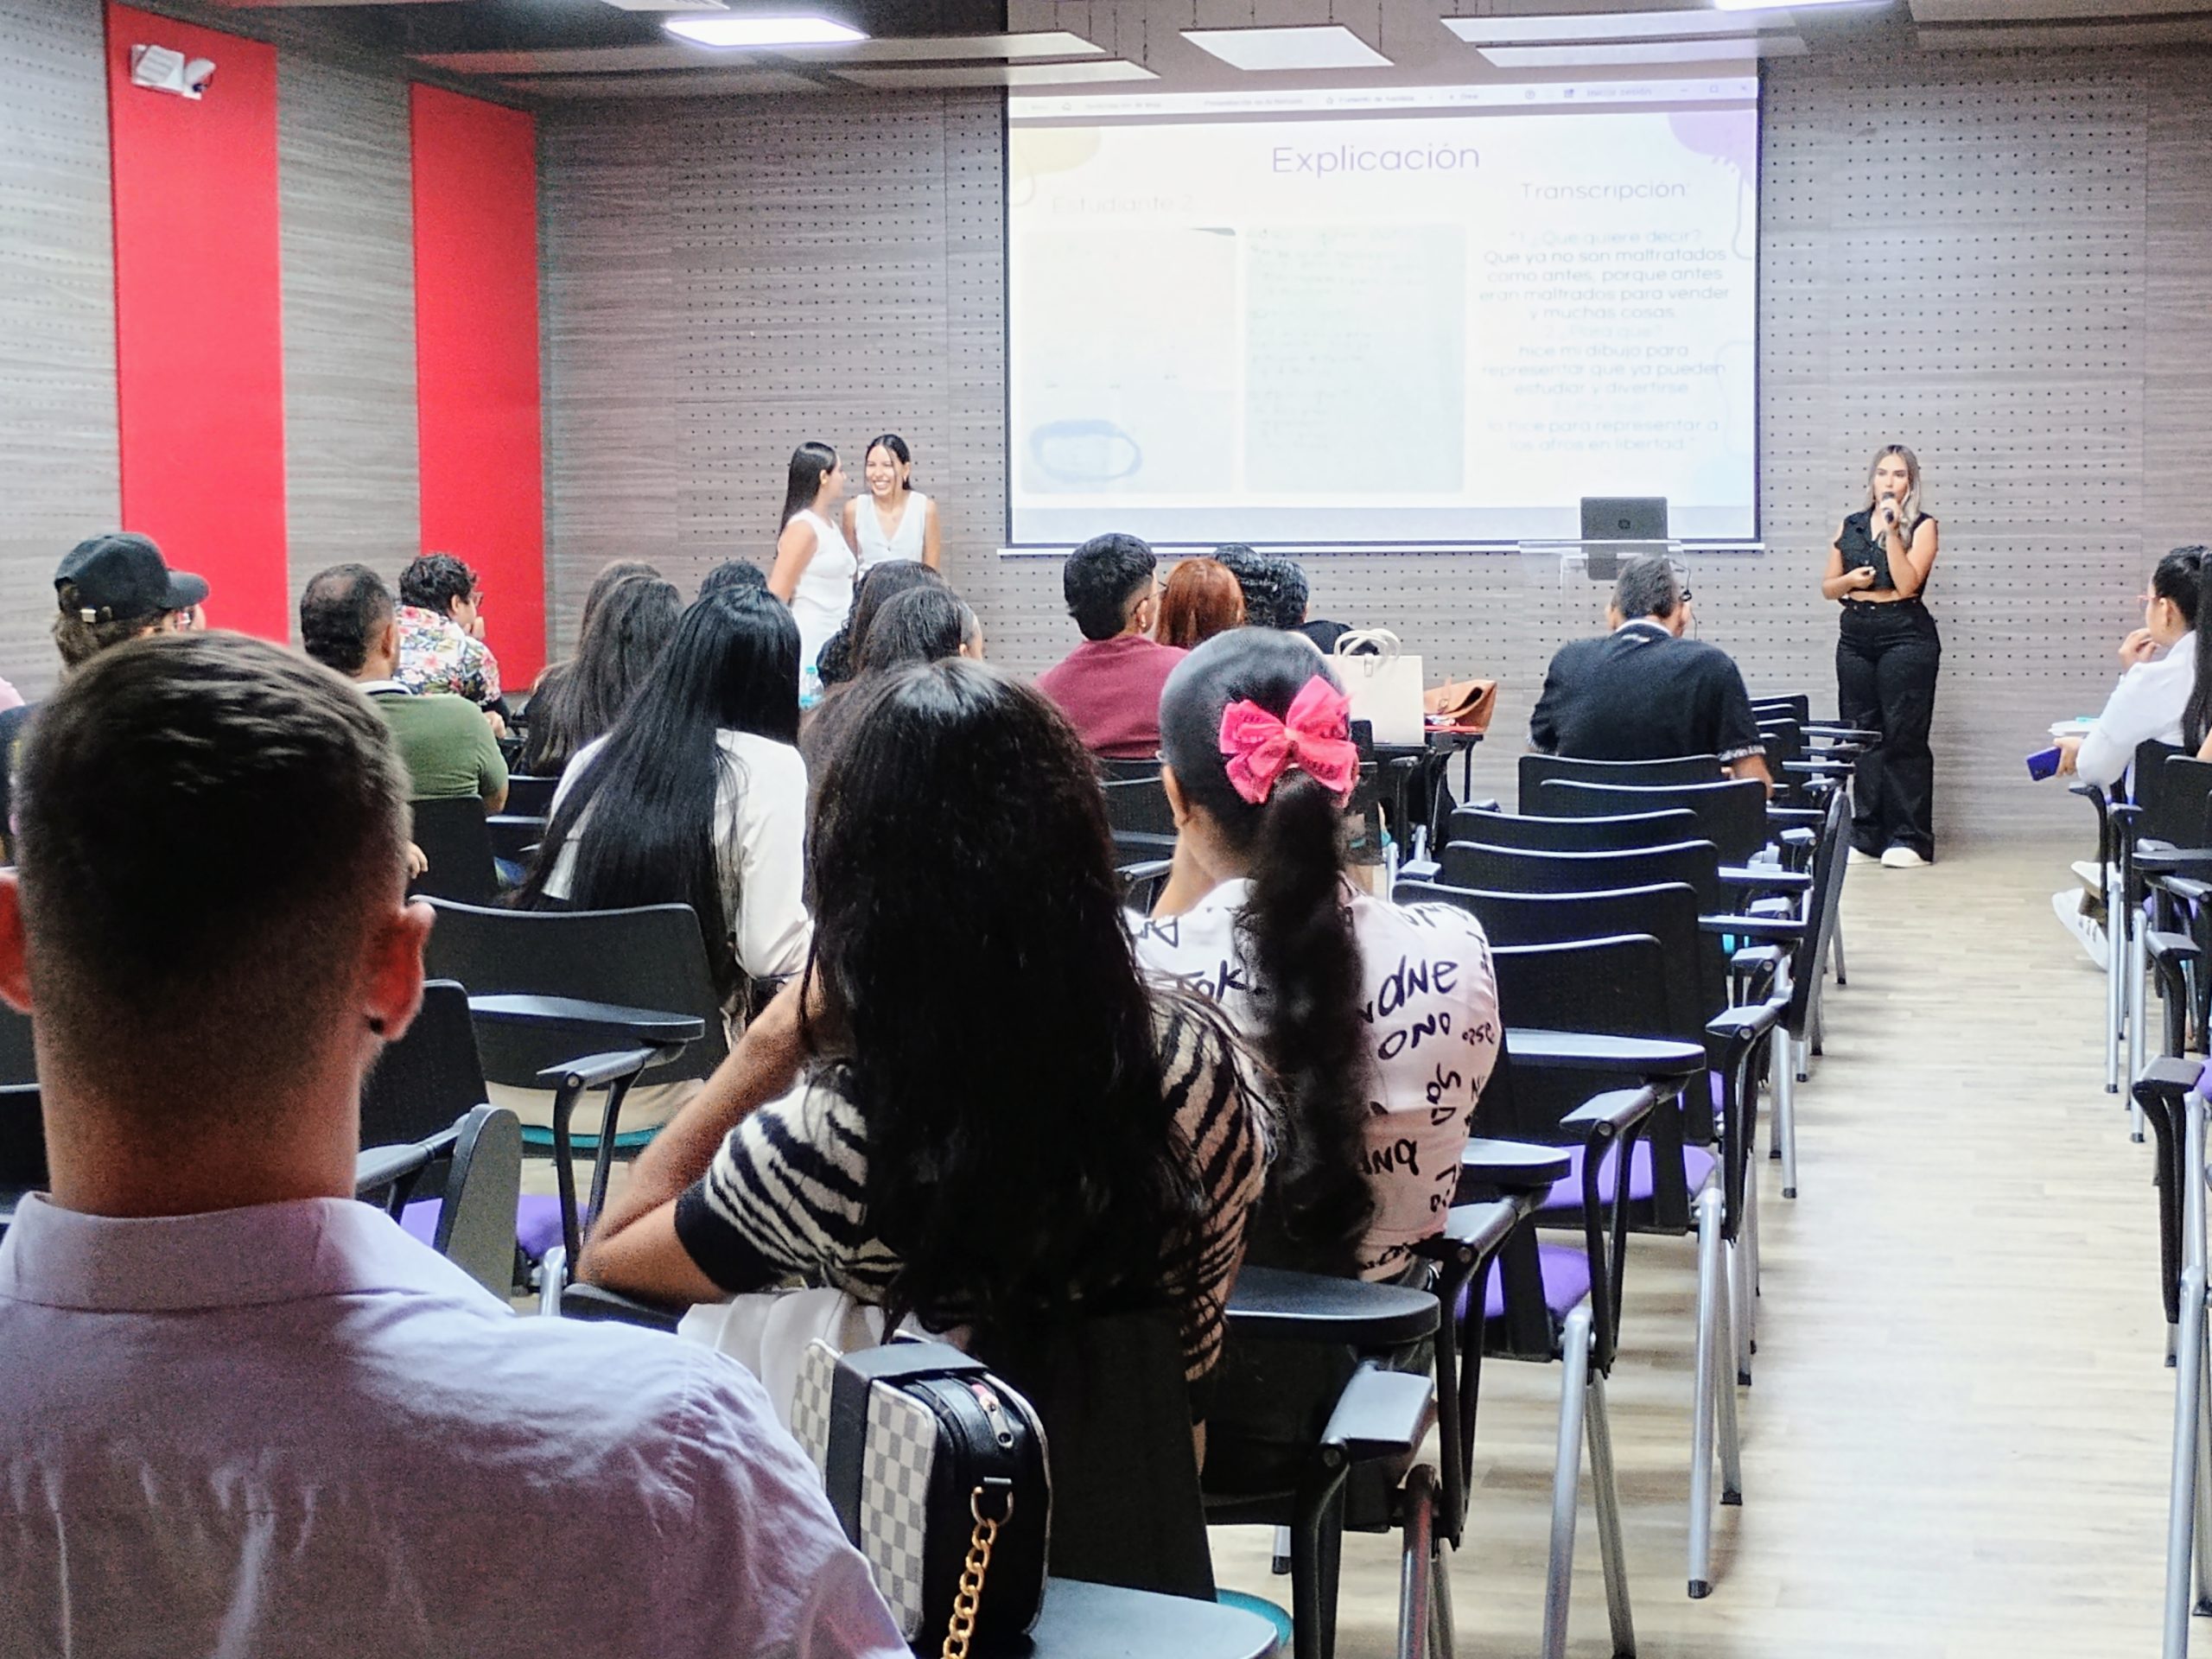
left=1529, top=556, right=1772, bottom=791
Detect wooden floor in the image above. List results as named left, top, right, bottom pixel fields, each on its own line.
left=1211, top=840, right=2183, bottom=1656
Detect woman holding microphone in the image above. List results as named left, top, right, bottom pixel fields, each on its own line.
left=1823, top=443, right=1941, bottom=868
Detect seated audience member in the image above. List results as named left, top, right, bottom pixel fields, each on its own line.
left=0, top=677, right=19, bottom=714
left=0, top=532, right=207, bottom=862
left=580, top=661, right=1267, bottom=1421
left=1529, top=557, right=1771, bottom=788
left=0, top=632, right=903, bottom=1658
left=2048, top=545, right=2208, bottom=963
left=1155, top=557, right=1246, bottom=650
left=299, top=564, right=508, bottom=811
left=1133, top=631, right=1499, bottom=1282
left=521, top=573, right=683, bottom=777
left=1275, top=561, right=1351, bottom=655
left=799, top=585, right=979, bottom=790
left=700, top=558, right=769, bottom=599
left=522, top=558, right=664, bottom=770
left=1036, top=533, right=1188, bottom=759
left=396, top=552, right=502, bottom=714
left=521, top=587, right=810, bottom=1045
left=1212, top=544, right=1283, bottom=634
left=812, top=558, right=942, bottom=690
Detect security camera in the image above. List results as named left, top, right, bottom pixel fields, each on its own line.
left=128, top=43, right=214, bottom=99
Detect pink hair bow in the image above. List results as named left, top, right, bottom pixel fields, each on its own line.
left=1218, top=676, right=1359, bottom=806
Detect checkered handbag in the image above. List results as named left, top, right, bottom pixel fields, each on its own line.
left=792, top=1339, right=1051, bottom=1649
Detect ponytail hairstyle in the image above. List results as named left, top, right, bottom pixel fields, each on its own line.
left=780, top=442, right=839, bottom=529
left=866, top=433, right=914, bottom=493
left=2174, top=546, right=2212, bottom=753
left=1865, top=443, right=1925, bottom=542
left=1158, top=630, right=1374, bottom=1277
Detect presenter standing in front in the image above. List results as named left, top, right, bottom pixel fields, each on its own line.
left=1823, top=442, right=1941, bottom=868
left=842, top=434, right=941, bottom=577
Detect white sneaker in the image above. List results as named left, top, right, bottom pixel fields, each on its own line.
left=1879, top=846, right=1930, bottom=869
left=2069, top=859, right=2114, bottom=890
left=2052, top=887, right=2109, bottom=969
left=1848, top=847, right=1880, bottom=867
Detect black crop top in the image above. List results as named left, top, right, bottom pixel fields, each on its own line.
left=1838, top=508, right=1935, bottom=595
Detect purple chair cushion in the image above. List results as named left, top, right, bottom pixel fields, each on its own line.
left=1536, top=1142, right=1718, bottom=1212
left=1470, top=1241, right=1592, bottom=1323
left=406, top=1195, right=578, bottom=1262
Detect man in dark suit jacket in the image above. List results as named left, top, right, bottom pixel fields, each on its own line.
left=1529, top=558, right=1771, bottom=789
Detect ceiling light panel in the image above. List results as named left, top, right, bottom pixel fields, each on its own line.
left=1444, top=9, right=1789, bottom=44
left=1182, top=24, right=1392, bottom=70
left=836, top=59, right=1158, bottom=86
left=664, top=15, right=866, bottom=46
left=1478, top=36, right=1806, bottom=65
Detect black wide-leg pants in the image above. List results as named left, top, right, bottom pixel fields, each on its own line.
left=1836, top=599, right=1941, bottom=861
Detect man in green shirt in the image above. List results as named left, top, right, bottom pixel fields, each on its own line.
left=299, top=565, right=507, bottom=810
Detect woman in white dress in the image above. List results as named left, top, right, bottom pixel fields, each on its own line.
left=766, top=441, right=854, bottom=693
left=840, top=433, right=941, bottom=577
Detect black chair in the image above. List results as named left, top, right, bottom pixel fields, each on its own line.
left=1537, top=776, right=1772, bottom=868
left=0, top=1081, right=46, bottom=1234
left=1104, top=775, right=1179, bottom=863
left=504, top=774, right=560, bottom=817
left=355, top=1103, right=524, bottom=1299
left=1517, top=752, right=1721, bottom=814
left=423, top=899, right=721, bottom=1302
left=407, top=797, right=500, bottom=905
left=1446, top=804, right=1695, bottom=855
left=486, top=814, right=547, bottom=868
left=1097, top=756, right=1164, bottom=783
left=0, top=1004, right=31, bottom=1087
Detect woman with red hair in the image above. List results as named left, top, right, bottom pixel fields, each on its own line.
left=1154, top=557, right=1246, bottom=650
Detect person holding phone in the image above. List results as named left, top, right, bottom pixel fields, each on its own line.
left=1823, top=443, right=1941, bottom=867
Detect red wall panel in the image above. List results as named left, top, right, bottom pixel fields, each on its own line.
left=105, top=4, right=289, bottom=639
left=410, top=85, right=545, bottom=684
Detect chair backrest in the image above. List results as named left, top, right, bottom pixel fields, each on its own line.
left=1479, top=935, right=1674, bottom=1145
left=1102, top=775, right=1177, bottom=838
left=361, top=980, right=491, bottom=1148
left=2171, top=755, right=2212, bottom=842
left=1440, top=837, right=1724, bottom=918
left=1538, top=776, right=1770, bottom=867
left=971, top=1307, right=1213, bottom=1601
left=0, top=1004, right=32, bottom=1087
left=1517, top=752, right=1721, bottom=813
left=1096, top=757, right=1164, bottom=784
left=407, top=798, right=499, bottom=906
left=2144, top=746, right=2212, bottom=847
left=0, top=1082, right=47, bottom=1220
left=1446, top=805, right=1695, bottom=855
left=429, top=1103, right=524, bottom=1298
left=423, top=899, right=729, bottom=1088
left=504, top=774, right=560, bottom=817
left=1751, top=694, right=1811, bottom=725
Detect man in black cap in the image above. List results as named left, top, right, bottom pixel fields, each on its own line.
left=0, top=532, right=208, bottom=860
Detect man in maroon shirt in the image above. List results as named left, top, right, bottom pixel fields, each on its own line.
left=1035, top=533, right=1188, bottom=759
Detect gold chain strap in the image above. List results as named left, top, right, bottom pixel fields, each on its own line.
left=938, top=1486, right=1013, bottom=1659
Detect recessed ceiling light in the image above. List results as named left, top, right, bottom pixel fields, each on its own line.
left=1182, top=24, right=1391, bottom=69
left=664, top=14, right=867, bottom=47
left=1445, top=10, right=1786, bottom=44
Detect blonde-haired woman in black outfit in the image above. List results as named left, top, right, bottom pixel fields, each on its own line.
left=1822, top=443, right=1941, bottom=868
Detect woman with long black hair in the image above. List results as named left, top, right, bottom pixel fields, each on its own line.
left=578, top=660, right=1267, bottom=1419
left=1133, top=629, right=1499, bottom=1282
left=1824, top=442, right=1941, bottom=868
left=520, top=573, right=683, bottom=777
left=520, top=586, right=810, bottom=1013
left=840, top=432, right=940, bottom=577
left=766, top=441, right=854, bottom=696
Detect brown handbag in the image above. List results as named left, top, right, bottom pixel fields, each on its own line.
left=1423, top=677, right=1498, bottom=732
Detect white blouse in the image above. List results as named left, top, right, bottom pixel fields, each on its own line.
left=549, top=729, right=812, bottom=985
left=1132, top=879, right=1499, bottom=1282
left=849, top=491, right=931, bottom=577
left=785, top=510, right=856, bottom=677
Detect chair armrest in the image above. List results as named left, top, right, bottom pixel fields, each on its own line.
left=468, top=993, right=705, bottom=1048
left=2134, top=1054, right=2206, bottom=1107
left=1803, top=724, right=1879, bottom=742
left=1777, top=828, right=1819, bottom=851
left=1396, top=856, right=1443, bottom=886
left=2158, top=874, right=2212, bottom=906
left=1765, top=806, right=1824, bottom=828
left=2111, top=803, right=2144, bottom=826
left=2148, top=930, right=2202, bottom=969
left=1719, top=866, right=1814, bottom=894
left=535, top=1047, right=662, bottom=1091
left=1783, top=758, right=1857, bottom=776
left=1319, top=1362, right=1436, bottom=1463
left=560, top=1282, right=689, bottom=1332
left=1225, top=1266, right=1440, bottom=1347
left=1707, top=1002, right=1784, bottom=1045
left=1701, top=914, right=1805, bottom=943
left=2133, top=847, right=2212, bottom=876
left=1560, top=1084, right=1659, bottom=1139
left=1434, top=1198, right=1520, bottom=1258
left=1459, top=1137, right=1572, bottom=1191
left=355, top=1140, right=444, bottom=1194
left=1507, top=1028, right=1706, bottom=1081
left=2068, top=782, right=2107, bottom=804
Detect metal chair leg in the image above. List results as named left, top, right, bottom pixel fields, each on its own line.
left=1542, top=1307, right=1593, bottom=1659
left=1733, top=1176, right=1758, bottom=1387
left=1777, top=1046, right=1799, bottom=1200
left=1429, top=1536, right=1456, bottom=1659
left=1830, top=915, right=1847, bottom=987
left=2172, top=1267, right=2208, bottom=1656
left=1794, top=1031, right=1810, bottom=1085
left=537, top=1243, right=567, bottom=1318
left=2111, top=892, right=2127, bottom=1095
left=1689, top=1186, right=1725, bottom=1599
left=2133, top=910, right=2152, bottom=1118
left=1397, top=1465, right=1436, bottom=1659
left=1715, top=1265, right=1744, bottom=1509
left=1586, top=1368, right=1637, bottom=1657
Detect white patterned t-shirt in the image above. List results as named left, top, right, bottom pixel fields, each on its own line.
left=1132, top=880, right=1500, bottom=1281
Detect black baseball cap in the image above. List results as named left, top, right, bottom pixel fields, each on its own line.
left=54, top=532, right=210, bottom=624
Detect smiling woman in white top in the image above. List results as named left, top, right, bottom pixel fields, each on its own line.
left=1130, top=629, right=1501, bottom=1285
left=2056, top=545, right=2207, bottom=788
left=841, top=433, right=940, bottom=578
left=521, top=587, right=811, bottom=1033
left=766, top=441, right=855, bottom=693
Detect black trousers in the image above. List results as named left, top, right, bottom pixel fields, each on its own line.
left=1836, top=600, right=1941, bottom=860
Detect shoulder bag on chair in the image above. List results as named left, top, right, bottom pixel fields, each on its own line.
left=792, top=1339, right=1052, bottom=1656
left=1332, top=629, right=1427, bottom=747
left=1423, top=677, right=1498, bottom=733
